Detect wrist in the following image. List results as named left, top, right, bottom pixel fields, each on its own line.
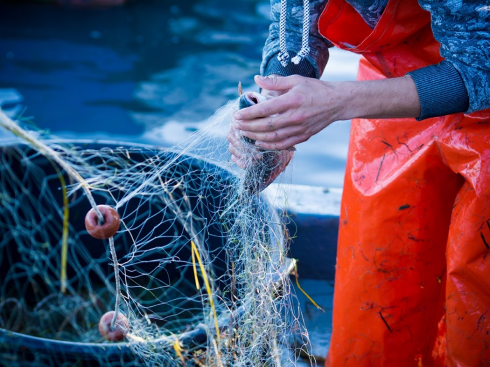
left=324, top=81, right=357, bottom=121
left=334, top=77, right=421, bottom=120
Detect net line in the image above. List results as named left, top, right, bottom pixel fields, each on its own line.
left=0, top=98, right=314, bottom=366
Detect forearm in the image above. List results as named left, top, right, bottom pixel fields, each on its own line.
left=334, top=75, right=421, bottom=121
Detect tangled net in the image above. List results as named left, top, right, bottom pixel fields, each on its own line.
left=0, top=97, right=313, bottom=366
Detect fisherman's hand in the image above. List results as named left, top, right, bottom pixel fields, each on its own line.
left=233, top=74, right=337, bottom=151
left=260, top=74, right=286, bottom=99
left=233, top=74, right=422, bottom=151
left=227, top=122, right=261, bottom=169
left=228, top=121, right=294, bottom=173
left=228, top=74, right=288, bottom=168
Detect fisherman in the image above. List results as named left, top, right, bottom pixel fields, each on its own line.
left=228, top=0, right=490, bottom=365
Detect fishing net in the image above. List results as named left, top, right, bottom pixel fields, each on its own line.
left=0, top=95, right=313, bottom=366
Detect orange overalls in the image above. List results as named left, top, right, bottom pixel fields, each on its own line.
left=317, top=0, right=490, bottom=365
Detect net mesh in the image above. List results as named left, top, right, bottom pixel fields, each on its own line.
left=0, top=98, right=313, bottom=366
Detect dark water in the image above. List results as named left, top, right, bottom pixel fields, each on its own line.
left=0, top=0, right=359, bottom=187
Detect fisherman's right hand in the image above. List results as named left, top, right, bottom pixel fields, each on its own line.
left=260, top=74, right=286, bottom=99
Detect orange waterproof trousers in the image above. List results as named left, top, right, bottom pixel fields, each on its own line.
left=318, top=0, right=490, bottom=365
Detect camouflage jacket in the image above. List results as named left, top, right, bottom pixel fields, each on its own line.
left=261, top=0, right=490, bottom=118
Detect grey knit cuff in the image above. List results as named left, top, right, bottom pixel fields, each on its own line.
left=407, top=61, right=469, bottom=120
left=263, top=52, right=317, bottom=79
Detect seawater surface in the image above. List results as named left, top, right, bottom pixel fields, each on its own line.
left=0, top=0, right=359, bottom=187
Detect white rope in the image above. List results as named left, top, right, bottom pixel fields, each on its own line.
left=277, top=0, right=290, bottom=67
left=277, top=0, right=311, bottom=67
left=109, top=236, right=122, bottom=330
left=291, top=0, right=310, bottom=64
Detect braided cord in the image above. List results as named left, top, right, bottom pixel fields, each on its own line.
left=291, top=0, right=310, bottom=64
left=277, top=0, right=290, bottom=67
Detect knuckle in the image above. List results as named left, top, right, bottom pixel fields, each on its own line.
left=298, top=111, right=307, bottom=122
left=267, top=119, right=275, bottom=131
left=229, top=145, right=239, bottom=155
left=298, top=93, right=308, bottom=105
left=290, top=113, right=302, bottom=124
left=246, top=132, right=257, bottom=141
left=266, top=132, right=280, bottom=142
left=259, top=105, right=270, bottom=116
left=227, top=131, right=237, bottom=141
left=274, top=142, right=285, bottom=151
left=289, top=93, right=303, bottom=107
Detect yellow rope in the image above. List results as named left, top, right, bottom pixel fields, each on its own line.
left=191, top=242, right=200, bottom=290
left=294, top=261, right=324, bottom=312
left=53, top=165, right=69, bottom=294
left=191, top=240, right=221, bottom=342
left=173, top=337, right=185, bottom=365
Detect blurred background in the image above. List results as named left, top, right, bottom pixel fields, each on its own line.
left=0, top=0, right=359, bottom=187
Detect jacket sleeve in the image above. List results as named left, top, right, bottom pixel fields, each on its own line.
left=408, top=2, right=490, bottom=117
left=261, top=0, right=332, bottom=79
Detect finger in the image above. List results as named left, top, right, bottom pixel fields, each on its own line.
left=234, top=114, right=290, bottom=133
left=261, top=88, right=284, bottom=99
left=260, top=74, right=284, bottom=98
left=228, top=138, right=262, bottom=160
left=228, top=143, right=245, bottom=159
left=234, top=94, right=294, bottom=121
left=255, top=74, right=303, bottom=92
left=231, top=154, right=247, bottom=169
left=227, top=128, right=244, bottom=146
left=255, top=135, right=304, bottom=151
left=240, top=125, right=303, bottom=144
left=231, top=152, right=263, bottom=169
left=228, top=125, right=255, bottom=149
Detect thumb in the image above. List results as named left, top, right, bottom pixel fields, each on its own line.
left=255, top=74, right=299, bottom=92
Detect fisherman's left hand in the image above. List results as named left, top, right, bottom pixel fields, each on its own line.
left=232, top=74, right=337, bottom=151
left=227, top=123, right=261, bottom=169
